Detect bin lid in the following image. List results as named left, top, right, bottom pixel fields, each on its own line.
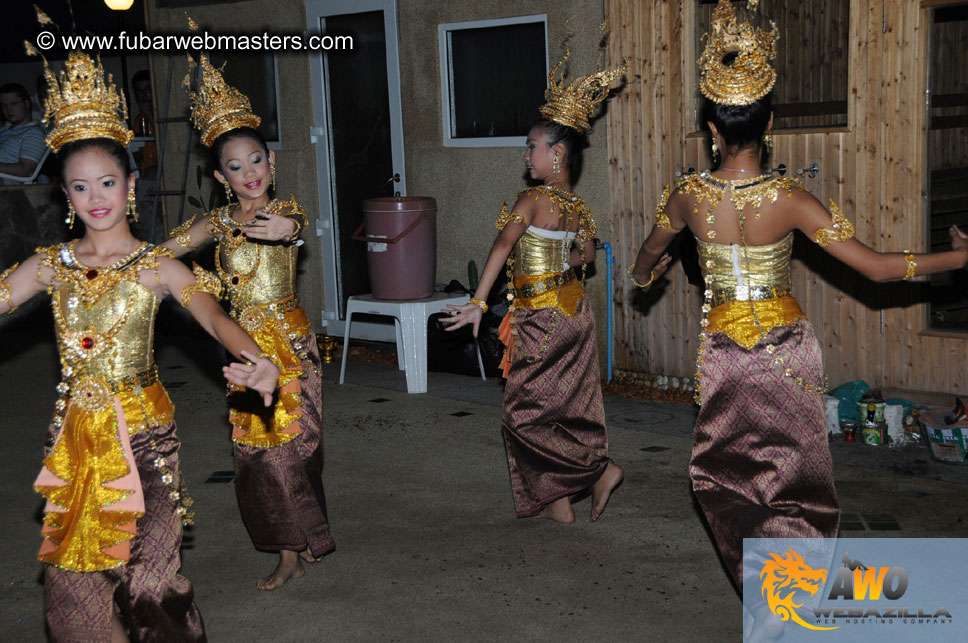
left=363, top=196, right=437, bottom=212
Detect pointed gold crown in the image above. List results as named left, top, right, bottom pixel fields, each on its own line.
left=539, top=47, right=627, bottom=133
left=42, top=51, right=133, bottom=152
left=184, top=53, right=261, bottom=147
left=698, top=0, right=778, bottom=106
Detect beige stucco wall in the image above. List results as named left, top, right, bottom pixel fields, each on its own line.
left=145, top=0, right=613, bottom=368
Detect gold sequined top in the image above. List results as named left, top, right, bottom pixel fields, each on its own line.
left=511, top=229, right=575, bottom=277
left=206, top=197, right=306, bottom=312
left=697, top=233, right=793, bottom=306
left=39, top=242, right=169, bottom=385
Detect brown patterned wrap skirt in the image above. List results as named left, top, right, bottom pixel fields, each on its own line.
left=232, top=329, right=335, bottom=557
left=501, top=298, right=611, bottom=517
left=691, top=318, right=840, bottom=589
left=44, top=419, right=205, bottom=642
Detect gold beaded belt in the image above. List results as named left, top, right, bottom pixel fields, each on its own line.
left=509, top=269, right=577, bottom=299
left=709, top=286, right=791, bottom=307
left=234, top=295, right=301, bottom=319
left=101, top=365, right=160, bottom=393
left=66, top=366, right=161, bottom=413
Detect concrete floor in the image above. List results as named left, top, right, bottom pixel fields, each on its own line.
left=0, top=316, right=966, bottom=642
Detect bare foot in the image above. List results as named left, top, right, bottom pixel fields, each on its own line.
left=299, top=549, right=319, bottom=564
left=256, top=550, right=305, bottom=591
left=538, top=496, right=575, bottom=524
left=590, top=462, right=624, bottom=521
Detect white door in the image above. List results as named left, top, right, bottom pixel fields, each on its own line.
left=306, top=0, right=406, bottom=340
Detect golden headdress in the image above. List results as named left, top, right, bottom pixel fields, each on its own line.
left=42, top=52, right=133, bottom=152
left=184, top=53, right=261, bottom=147
left=698, top=0, right=778, bottom=106
left=539, top=48, right=627, bottom=134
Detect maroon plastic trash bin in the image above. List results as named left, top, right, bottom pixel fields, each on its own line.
left=353, top=197, right=437, bottom=300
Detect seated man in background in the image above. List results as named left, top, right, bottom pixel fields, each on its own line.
left=0, top=83, right=45, bottom=183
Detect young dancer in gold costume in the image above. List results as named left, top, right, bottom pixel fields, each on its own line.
left=0, top=51, right=280, bottom=642
left=162, top=52, right=334, bottom=591
left=630, top=0, right=967, bottom=598
left=444, top=47, right=627, bottom=524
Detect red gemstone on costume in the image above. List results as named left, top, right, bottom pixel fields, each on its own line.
left=232, top=229, right=242, bottom=237
left=86, top=269, right=98, bottom=280
left=81, top=337, right=94, bottom=349
left=231, top=276, right=240, bottom=285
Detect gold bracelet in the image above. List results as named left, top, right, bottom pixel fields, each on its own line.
left=903, top=252, right=917, bottom=280
left=627, top=262, right=657, bottom=289
left=468, top=298, right=488, bottom=313
left=1, top=262, right=20, bottom=313
left=245, top=351, right=271, bottom=365
left=283, top=213, right=305, bottom=243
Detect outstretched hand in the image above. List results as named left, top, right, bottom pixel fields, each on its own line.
left=223, top=351, right=280, bottom=406
left=244, top=211, right=297, bottom=241
left=441, top=303, right=483, bottom=337
left=950, top=225, right=968, bottom=261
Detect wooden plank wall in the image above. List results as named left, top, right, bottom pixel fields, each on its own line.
left=605, top=0, right=968, bottom=394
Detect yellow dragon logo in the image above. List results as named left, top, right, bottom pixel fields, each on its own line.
left=760, top=548, right=838, bottom=631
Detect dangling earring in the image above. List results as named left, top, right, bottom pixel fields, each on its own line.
left=269, top=163, right=276, bottom=192
left=711, top=139, right=720, bottom=165
left=223, top=181, right=234, bottom=204
left=127, top=187, right=138, bottom=222
left=762, top=132, right=773, bottom=155
left=552, top=155, right=560, bottom=176
left=65, top=200, right=76, bottom=229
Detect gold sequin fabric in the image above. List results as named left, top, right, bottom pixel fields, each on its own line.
left=32, top=242, right=178, bottom=572
left=206, top=197, right=305, bottom=312
left=227, top=298, right=313, bottom=448
left=39, top=242, right=171, bottom=385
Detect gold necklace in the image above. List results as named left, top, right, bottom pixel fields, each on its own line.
left=59, top=241, right=152, bottom=306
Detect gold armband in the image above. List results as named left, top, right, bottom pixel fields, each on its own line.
left=169, top=214, right=199, bottom=249
left=627, top=262, right=657, bottom=290
left=0, top=262, right=19, bottom=312
left=469, top=298, right=488, bottom=313
left=180, top=263, right=224, bottom=307
left=814, top=200, right=855, bottom=247
left=495, top=202, right=525, bottom=231
left=655, top=185, right=673, bottom=231
left=903, top=252, right=917, bottom=281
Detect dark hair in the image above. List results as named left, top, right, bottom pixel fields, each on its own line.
left=132, top=70, right=151, bottom=86
left=0, top=83, right=30, bottom=103
left=533, top=119, right=587, bottom=182
left=703, top=91, right=773, bottom=154
left=58, top=138, right=132, bottom=181
left=209, top=126, right=269, bottom=172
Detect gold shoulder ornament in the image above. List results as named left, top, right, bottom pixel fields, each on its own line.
left=180, top=263, right=224, bottom=308
left=495, top=202, right=526, bottom=231
left=813, top=200, right=855, bottom=247
left=655, top=184, right=673, bottom=230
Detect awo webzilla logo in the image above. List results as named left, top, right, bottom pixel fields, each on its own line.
left=760, top=548, right=953, bottom=632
